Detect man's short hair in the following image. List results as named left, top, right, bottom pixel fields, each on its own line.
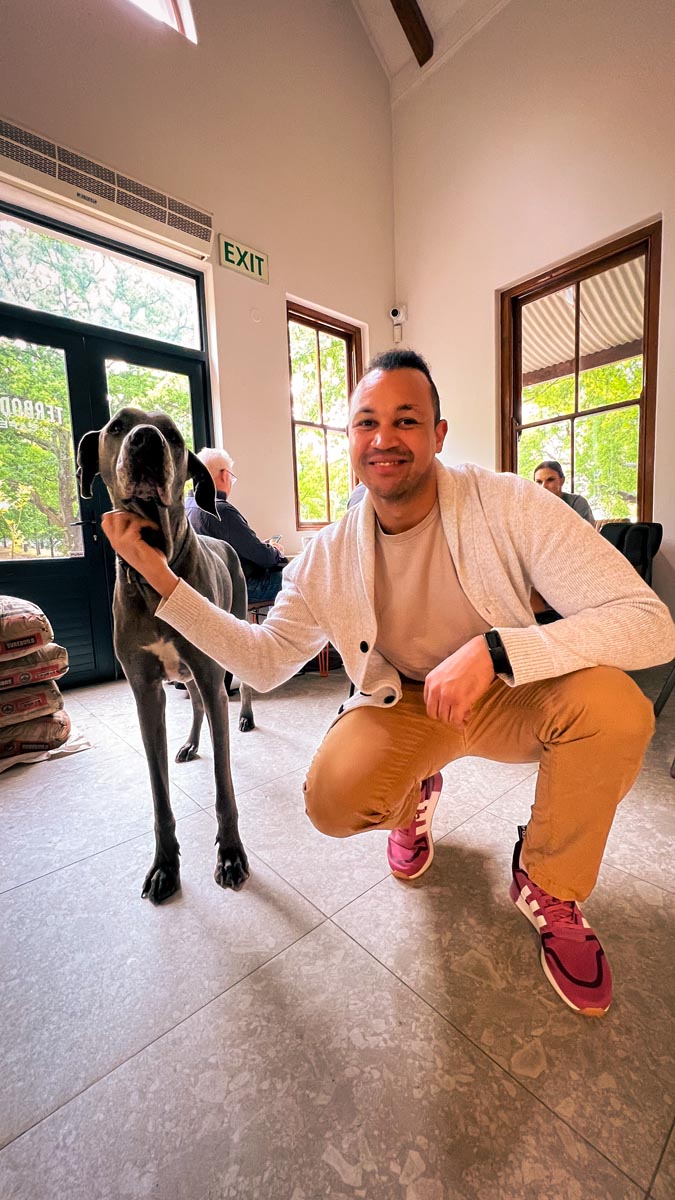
left=362, top=349, right=441, bottom=425
left=534, top=460, right=564, bottom=479
left=197, top=447, right=234, bottom=475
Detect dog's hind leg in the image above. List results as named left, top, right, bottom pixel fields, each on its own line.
left=175, top=678, right=204, bottom=762
left=228, top=568, right=255, bottom=731
left=128, top=671, right=181, bottom=903
left=198, top=669, right=249, bottom=891
left=238, top=682, right=255, bottom=732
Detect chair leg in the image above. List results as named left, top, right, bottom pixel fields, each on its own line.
left=654, top=661, right=675, bottom=718
left=318, top=644, right=330, bottom=677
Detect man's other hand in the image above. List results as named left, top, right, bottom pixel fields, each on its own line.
left=423, top=636, right=496, bottom=727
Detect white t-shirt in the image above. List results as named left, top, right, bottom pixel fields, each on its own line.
left=374, top=502, right=490, bottom=680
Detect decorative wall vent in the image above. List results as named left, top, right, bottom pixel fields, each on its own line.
left=0, top=118, right=213, bottom=258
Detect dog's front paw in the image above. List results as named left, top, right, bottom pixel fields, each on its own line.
left=175, top=741, right=199, bottom=763
left=238, top=715, right=255, bottom=732
left=214, top=842, right=249, bottom=891
left=142, top=861, right=181, bottom=903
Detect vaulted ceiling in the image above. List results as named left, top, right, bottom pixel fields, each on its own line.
left=350, top=0, right=513, bottom=101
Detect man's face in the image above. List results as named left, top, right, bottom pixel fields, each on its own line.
left=534, top=467, right=564, bottom=496
left=348, top=368, right=447, bottom=504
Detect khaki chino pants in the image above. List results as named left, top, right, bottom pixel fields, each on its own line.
left=303, top=666, right=654, bottom=901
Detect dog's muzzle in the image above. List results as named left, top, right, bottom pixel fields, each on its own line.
left=117, top=425, right=175, bottom=506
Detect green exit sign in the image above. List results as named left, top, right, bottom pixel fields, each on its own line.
left=218, top=235, right=269, bottom=284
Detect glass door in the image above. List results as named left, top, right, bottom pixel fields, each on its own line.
left=86, top=337, right=207, bottom=453
left=0, top=314, right=116, bottom=684
left=0, top=203, right=213, bottom=684
left=0, top=322, right=210, bottom=686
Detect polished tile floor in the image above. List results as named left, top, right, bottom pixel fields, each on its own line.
left=1, top=664, right=674, bottom=1199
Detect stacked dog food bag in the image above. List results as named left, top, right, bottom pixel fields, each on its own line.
left=0, top=595, right=71, bottom=771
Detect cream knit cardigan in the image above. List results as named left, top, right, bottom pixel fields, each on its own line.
left=157, top=461, right=675, bottom=711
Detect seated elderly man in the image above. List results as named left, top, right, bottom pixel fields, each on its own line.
left=534, top=460, right=595, bottom=525
left=186, top=448, right=286, bottom=605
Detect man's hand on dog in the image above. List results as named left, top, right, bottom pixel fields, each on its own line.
left=423, top=636, right=495, bottom=727
left=102, top=510, right=179, bottom=598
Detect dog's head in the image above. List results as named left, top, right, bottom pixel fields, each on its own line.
left=77, top=410, right=216, bottom=564
left=77, top=407, right=219, bottom=556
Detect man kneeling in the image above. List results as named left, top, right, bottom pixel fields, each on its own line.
left=102, top=349, right=675, bottom=1018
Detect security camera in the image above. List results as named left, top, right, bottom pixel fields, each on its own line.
left=389, top=305, right=407, bottom=323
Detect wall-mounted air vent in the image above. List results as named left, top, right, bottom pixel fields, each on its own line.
left=0, top=118, right=213, bottom=259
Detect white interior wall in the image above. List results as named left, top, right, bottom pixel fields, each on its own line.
left=0, top=0, right=395, bottom=551
left=393, top=0, right=675, bottom=611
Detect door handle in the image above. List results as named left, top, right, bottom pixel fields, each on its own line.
left=69, top=518, right=99, bottom=542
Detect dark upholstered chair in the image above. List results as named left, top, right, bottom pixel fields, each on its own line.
left=599, top=521, right=663, bottom=587
left=598, top=521, right=672, bottom=771
left=598, top=520, right=630, bottom=551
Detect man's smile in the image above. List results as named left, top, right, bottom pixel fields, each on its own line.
left=367, top=456, right=412, bottom=468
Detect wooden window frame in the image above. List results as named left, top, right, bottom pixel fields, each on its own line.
left=500, top=221, right=661, bottom=520
left=287, top=301, right=363, bottom=531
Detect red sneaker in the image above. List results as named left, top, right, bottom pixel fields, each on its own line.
left=387, top=773, right=443, bottom=881
left=510, top=826, right=612, bottom=1016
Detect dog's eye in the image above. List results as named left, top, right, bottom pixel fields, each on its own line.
left=108, top=421, right=123, bottom=435
left=167, top=429, right=182, bottom=445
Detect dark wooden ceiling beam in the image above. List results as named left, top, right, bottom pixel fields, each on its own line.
left=389, top=0, right=434, bottom=67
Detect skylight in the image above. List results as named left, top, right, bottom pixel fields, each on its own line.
left=126, top=0, right=197, bottom=44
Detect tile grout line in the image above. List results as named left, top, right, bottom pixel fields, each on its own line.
left=0, top=757, right=311, bottom=898
left=327, top=919, right=650, bottom=1195
left=320, top=773, right=538, bottom=923
left=0, top=803, right=208, bottom=898
left=186, top=762, right=310, bottom=808
left=0, top=757, right=534, bottom=905
left=4, top=774, right=671, bottom=911
left=0, top=918, right=329, bottom=1156
left=645, top=1110, right=675, bottom=1198
left=484, top=808, right=675, bottom=898
left=236, top=842, right=337, bottom=922
left=600, top=859, right=675, bottom=897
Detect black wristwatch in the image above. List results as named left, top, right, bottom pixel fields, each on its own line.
left=484, top=629, right=512, bottom=676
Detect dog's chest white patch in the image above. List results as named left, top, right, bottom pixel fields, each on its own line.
left=143, top=639, right=187, bottom=681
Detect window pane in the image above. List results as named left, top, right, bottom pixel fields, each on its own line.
left=0, top=337, right=83, bottom=561
left=106, top=360, right=194, bottom=448
left=319, top=332, right=349, bottom=428
left=578, top=258, right=644, bottom=412
left=522, top=373, right=575, bottom=424
left=520, top=286, right=576, bottom=421
left=574, top=406, right=639, bottom=521
left=295, top=425, right=327, bottom=522
left=327, top=429, right=349, bottom=522
left=289, top=322, right=320, bottom=423
left=579, top=354, right=643, bottom=412
left=517, top=420, right=571, bottom=483
left=0, top=214, right=201, bottom=349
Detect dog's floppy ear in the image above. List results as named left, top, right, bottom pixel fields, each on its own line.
left=187, top=450, right=218, bottom=517
left=76, top=430, right=101, bottom=499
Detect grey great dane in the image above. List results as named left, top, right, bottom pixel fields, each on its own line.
left=77, top=406, right=254, bottom=904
